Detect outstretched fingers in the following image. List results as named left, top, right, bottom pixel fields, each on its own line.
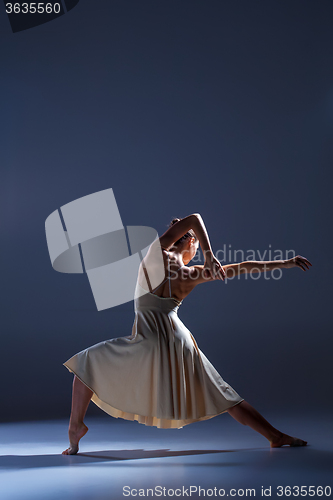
left=295, top=255, right=312, bottom=271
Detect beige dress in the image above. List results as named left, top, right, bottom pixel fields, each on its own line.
left=63, top=252, right=244, bottom=429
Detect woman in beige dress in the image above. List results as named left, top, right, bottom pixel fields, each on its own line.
left=62, top=213, right=311, bottom=455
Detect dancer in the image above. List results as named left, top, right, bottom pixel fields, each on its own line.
left=62, top=213, right=311, bottom=455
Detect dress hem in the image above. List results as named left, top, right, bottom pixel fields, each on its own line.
left=63, top=363, right=244, bottom=429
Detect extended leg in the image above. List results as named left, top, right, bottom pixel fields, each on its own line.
left=227, top=400, right=307, bottom=448
left=62, top=375, right=93, bottom=455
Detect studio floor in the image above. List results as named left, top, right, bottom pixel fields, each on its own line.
left=0, top=409, right=332, bottom=500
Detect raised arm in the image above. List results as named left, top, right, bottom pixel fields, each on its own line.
left=159, top=214, right=225, bottom=279
left=159, top=214, right=211, bottom=253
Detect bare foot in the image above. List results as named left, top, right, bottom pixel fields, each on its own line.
left=270, top=432, right=307, bottom=448
left=62, top=422, right=88, bottom=455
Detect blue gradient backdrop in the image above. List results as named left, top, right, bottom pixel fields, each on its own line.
left=1, top=1, right=332, bottom=422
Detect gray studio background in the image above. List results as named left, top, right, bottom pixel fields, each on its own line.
left=1, top=1, right=332, bottom=424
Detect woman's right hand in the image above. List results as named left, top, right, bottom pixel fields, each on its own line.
left=284, top=255, right=312, bottom=271
left=204, top=252, right=226, bottom=280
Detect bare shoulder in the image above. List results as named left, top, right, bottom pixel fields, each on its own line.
left=138, top=240, right=168, bottom=287
left=186, top=265, right=220, bottom=287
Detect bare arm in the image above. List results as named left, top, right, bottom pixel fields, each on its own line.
left=159, top=213, right=212, bottom=254
left=181, top=255, right=312, bottom=294
left=159, top=214, right=225, bottom=279
left=223, top=255, right=312, bottom=278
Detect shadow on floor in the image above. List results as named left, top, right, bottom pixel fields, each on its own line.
left=0, top=447, right=265, bottom=470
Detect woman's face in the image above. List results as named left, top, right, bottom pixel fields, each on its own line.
left=190, top=239, right=199, bottom=260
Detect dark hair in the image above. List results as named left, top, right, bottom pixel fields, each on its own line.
left=169, top=218, right=198, bottom=246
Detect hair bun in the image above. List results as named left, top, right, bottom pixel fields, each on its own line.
left=170, top=218, right=181, bottom=226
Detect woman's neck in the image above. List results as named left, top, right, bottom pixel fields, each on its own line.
left=169, top=249, right=189, bottom=267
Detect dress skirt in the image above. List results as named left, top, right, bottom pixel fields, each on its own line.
left=63, top=286, right=244, bottom=429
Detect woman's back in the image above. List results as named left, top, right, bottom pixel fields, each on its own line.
left=137, top=242, right=190, bottom=302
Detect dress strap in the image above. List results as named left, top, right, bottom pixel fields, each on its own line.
left=150, top=278, right=168, bottom=294
left=150, top=251, right=172, bottom=297
left=167, top=252, right=172, bottom=298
